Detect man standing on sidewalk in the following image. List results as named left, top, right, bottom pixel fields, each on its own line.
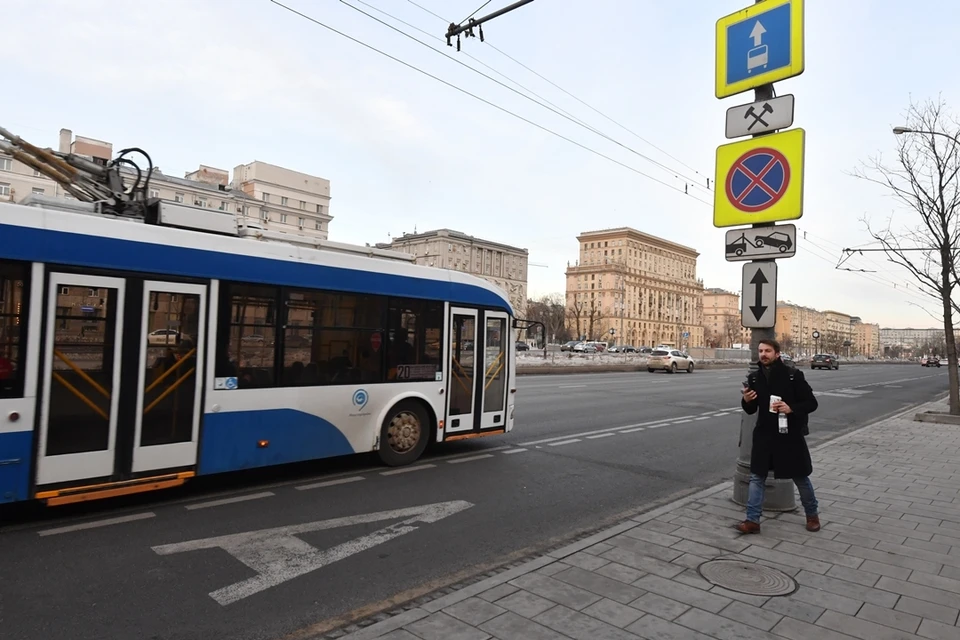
left=736, top=338, right=821, bottom=534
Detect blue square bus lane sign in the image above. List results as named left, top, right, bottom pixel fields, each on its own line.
left=715, top=0, right=804, bottom=99
left=713, top=128, right=805, bottom=228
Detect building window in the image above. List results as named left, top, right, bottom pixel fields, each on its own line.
left=317, top=204, right=324, bottom=214
left=280, top=214, right=288, bottom=224
left=0, top=157, right=11, bottom=172
left=174, top=192, right=184, bottom=203
left=298, top=217, right=304, bottom=228
left=261, top=209, right=269, bottom=221
left=0, top=183, right=11, bottom=197
left=32, top=187, right=44, bottom=195
left=150, top=189, right=160, bottom=198
left=281, top=196, right=288, bottom=206
left=315, top=221, right=323, bottom=230
left=33, top=169, right=42, bottom=177
left=300, top=200, right=306, bottom=210
left=195, top=197, right=207, bottom=207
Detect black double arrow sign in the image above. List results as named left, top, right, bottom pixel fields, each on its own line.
left=749, top=269, right=769, bottom=321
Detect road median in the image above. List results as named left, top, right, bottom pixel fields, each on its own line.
left=517, top=358, right=916, bottom=375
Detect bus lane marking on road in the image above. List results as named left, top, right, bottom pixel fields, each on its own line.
left=380, top=464, right=436, bottom=476
left=186, top=492, right=274, bottom=510
left=152, top=500, right=474, bottom=606
left=447, top=454, right=495, bottom=464
left=39, top=512, right=156, bottom=537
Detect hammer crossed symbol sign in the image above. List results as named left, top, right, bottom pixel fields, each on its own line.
left=744, top=103, right=774, bottom=131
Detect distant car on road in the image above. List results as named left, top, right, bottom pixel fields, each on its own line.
left=922, top=356, right=941, bottom=367
left=754, top=231, right=793, bottom=252
left=811, top=354, right=839, bottom=370
left=515, top=341, right=530, bottom=352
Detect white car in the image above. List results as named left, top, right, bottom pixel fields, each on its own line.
left=646, top=349, right=695, bottom=374
left=147, top=329, right=181, bottom=346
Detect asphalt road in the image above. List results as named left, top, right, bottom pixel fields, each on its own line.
left=0, top=364, right=949, bottom=640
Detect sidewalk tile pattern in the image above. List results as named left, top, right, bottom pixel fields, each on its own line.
left=339, top=400, right=960, bottom=639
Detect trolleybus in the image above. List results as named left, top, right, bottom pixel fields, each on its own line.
left=0, top=195, right=516, bottom=506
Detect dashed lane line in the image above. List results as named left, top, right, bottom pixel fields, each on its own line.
left=186, top=492, right=275, bottom=510
left=447, top=454, right=495, bottom=464
left=549, top=439, right=582, bottom=447
left=502, top=448, right=528, bottom=454
left=380, top=464, right=436, bottom=476
left=39, top=512, right=156, bottom=537
left=297, top=476, right=366, bottom=491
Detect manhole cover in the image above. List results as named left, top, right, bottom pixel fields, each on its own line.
left=697, top=560, right=797, bottom=596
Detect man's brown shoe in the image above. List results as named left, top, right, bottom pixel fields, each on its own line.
left=806, top=515, right=821, bottom=532
left=735, top=520, right=760, bottom=534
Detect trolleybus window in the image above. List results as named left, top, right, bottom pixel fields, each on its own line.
left=0, top=260, right=29, bottom=398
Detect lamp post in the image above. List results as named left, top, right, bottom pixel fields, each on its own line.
left=892, top=127, right=960, bottom=145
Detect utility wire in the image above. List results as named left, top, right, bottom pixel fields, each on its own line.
left=405, top=0, right=713, bottom=188
left=340, top=0, right=711, bottom=194
left=461, top=0, right=492, bottom=23
left=270, top=0, right=711, bottom=205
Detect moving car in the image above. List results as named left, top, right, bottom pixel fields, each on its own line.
left=647, top=349, right=695, bottom=374
left=922, top=356, right=941, bottom=368
left=810, top=354, right=839, bottom=370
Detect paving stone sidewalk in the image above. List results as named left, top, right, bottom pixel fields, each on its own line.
left=338, top=399, right=960, bottom=640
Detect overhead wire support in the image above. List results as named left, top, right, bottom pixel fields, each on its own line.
left=445, top=0, right=536, bottom=50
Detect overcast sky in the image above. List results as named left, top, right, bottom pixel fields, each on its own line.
left=6, top=0, right=959, bottom=327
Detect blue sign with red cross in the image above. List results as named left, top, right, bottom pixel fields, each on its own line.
left=724, top=147, right=791, bottom=212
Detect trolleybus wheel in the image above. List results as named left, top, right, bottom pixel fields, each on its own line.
left=378, top=400, right=429, bottom=466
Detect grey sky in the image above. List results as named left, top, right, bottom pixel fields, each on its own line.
left=7, top=0, right=958, bottom=326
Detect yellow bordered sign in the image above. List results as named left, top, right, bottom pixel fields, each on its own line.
left=715, top=0, right=804, bottom=99
left=713, top=128, right=805, bottom=228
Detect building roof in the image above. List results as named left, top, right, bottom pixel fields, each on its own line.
left=378, top=228, right=528, bottom=255
left=576, top=227, right=698, bottom=256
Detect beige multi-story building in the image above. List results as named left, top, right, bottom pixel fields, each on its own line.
left=377, top=229, right=528, bottom=315
left=823, top=310, right=855, bottom=352
left=776, top=303, right=824, bottom=355
left=565, top=227, right=704, bottom=348
left=854, top=321, right=881, bottom=357
left=703, top=288, right=751, bottom=348
left=880, top=327, right=943, bottom=350
left=0, top=128, right=334, bottom=240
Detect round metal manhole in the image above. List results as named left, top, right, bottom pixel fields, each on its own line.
left=697, top=560, right=798, bottom=596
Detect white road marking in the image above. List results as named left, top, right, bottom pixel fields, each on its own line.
left=502, top=448, right=528, bottom=454
left=153, top=501, right=473, bottom=605
left=559, top=384, right=587, bottom=389
left=674, top=419, right=693, bottom=424
left=549, top=439, right=582, bottom=447
left=296, top=476, right=365, bottom=491
left=186, top=492, right=274, bottom=510
left=587, top=433, right=616, bottom=439
left=447, top=454, right=495, bottom=464
left=380, top=464, right=436, bottom=476
left=646, top=424, right=668, bottom=429
left=619, top=427, right=647, bottom=433
left=39, top=512, right=155, bottom=537
left=694, top=416, right=711, bottom=421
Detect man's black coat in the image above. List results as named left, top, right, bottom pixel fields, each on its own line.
left=742, top=358, right=818, bottom=479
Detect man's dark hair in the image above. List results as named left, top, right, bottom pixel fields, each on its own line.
left=758, top=338, right=781, bottom=353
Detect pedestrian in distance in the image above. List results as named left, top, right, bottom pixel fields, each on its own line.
left=736, top=338, right=821, bottom=534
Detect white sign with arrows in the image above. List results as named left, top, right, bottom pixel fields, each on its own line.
left=741, top=261, right=777, bottom=329
left=725, top=94, right=795, bottom=139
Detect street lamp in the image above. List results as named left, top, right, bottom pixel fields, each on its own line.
left=893, top=127, right=960, bottom=144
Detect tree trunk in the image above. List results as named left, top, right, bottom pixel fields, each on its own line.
left=941, top=262, right=960, bottom=414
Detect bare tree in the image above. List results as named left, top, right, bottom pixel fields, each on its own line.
left=853, top=98, right=960, bottom=413
left=722, top=314, right=740, bottom=348
left=566, top=297, right=584, bottom=341
left=780, top=333, right=796, bottom=354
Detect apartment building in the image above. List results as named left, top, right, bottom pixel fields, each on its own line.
left=702, top=288, right=751, bottom=348
left=776, top=303, right=824, bottom=355
left=565, top=227, right=704, bottom=348
left=0, top=128, right=333, bottom=240
left=377, top=229, right=528, bottom=315
left=854, top=321, right=881, bottom=358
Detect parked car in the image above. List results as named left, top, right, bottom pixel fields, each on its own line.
left=810, top=354, right=839, bottom=370
left=515, top=341, right=530, bottom=352
left=922, top=356, right=941, bottom=367
left=148, top=329, right=181, bottom=346
left=573, top=342, right=598, bottom=353
left=561, top=341, right=580, bottom=352
left=647, top=349, right=695, bottom=374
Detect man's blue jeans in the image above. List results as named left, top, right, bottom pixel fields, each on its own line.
left=746, top=473, right=818, bottom=523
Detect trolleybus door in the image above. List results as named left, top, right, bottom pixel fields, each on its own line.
left=131, top=281, right=206, bottom=473
left=445, top=307, right=477, bottom=434
left=36, top=273, right=126, bottom=485
left=479, top=311, right=508, bottom=430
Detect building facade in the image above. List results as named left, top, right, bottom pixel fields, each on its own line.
left=0, top=128, right=333, bottom=240
left=776, top=303, right=825, bottom=355
left=377, top=229, right=528, bottom=315
left=703, top=288, right=751, bottom=348
left=565, top=227, right=704, bottom=349
left=854, top=321, right=881, bottom=358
